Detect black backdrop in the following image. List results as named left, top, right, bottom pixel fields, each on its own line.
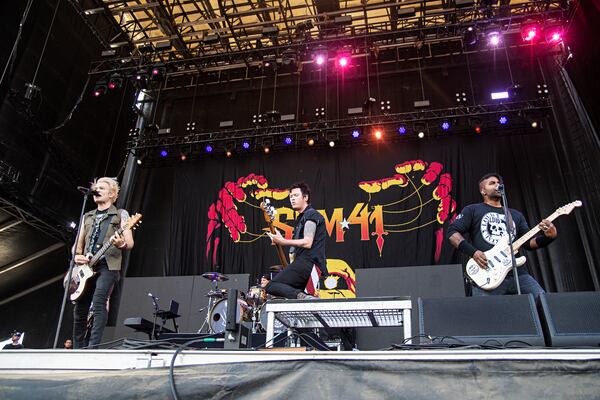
left=127, top=130, right=596, bottom=293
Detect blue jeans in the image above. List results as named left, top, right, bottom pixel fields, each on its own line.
left=472, top=273, right=545, bottom=298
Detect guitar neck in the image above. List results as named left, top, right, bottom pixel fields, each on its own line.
left=268, top=223, right=289, bottom=268
left=89, top=226, right=125, bottom=267
left=512, top=210, right=560, bottom=251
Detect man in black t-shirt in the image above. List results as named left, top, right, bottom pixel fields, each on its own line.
left=262, top=182, right=327, bottom=299
left=2, top=332, right=24, bottom=350
left=447, top=173, right=557, bottom=296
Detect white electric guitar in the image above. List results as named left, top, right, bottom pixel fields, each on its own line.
left=466, top=201, right=581, bottom=290
left=66, top=213, right=142, bottom=301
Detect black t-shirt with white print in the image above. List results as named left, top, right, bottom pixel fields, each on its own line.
left=447, top=202, right=532, bottom=275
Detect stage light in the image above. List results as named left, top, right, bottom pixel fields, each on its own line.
left=352, top=129, right=360, bottom=138
left=329, top=141, right=335, bottom=147
left=136, top=159, right=142, bottom=165
left=536, top=83, right=549, bottom=98
left=491, top=91, right=509, bottom=100
left=380, top=100, right=391, bottom=112
left=475, top=126, right=481, bottom=133
left=373, top=128, right=383, bottom=140
left=107, top=73, right=123, bottom=90
left=545, top=27, right=563, bottom=44
left=242, top=140, right=251, bottom=150
left=307, top=137, right=315, bottom=146
left=226, top=150, right=233, bottom=157
left=264, top=146, right=270, bottom=153
left=463, top=26, right=478, bottom=46
left=486, top=26, right=502, bottom=47
left=313, top=46, right=327, bottom=66
left=417, top=131, right=425, bottom=139
left=180, top=154, right=187, bottom=161
left=284, top=136, right=293, bottom=145
left=135, top=69, right=149, bottom=82
left=160, top=149, right=168, bottom=157
left=499, top=115, right=508, bottom=125
left=521, top=23, right=539, bottom=42
left=337, top=54, right=350, bottom=68
left=205, top=145, right=213, bottom=153
left=531, top=120, right=539, bottom=128
left=151, top=63, right=166, bottom=80
left=440, top=121, right=451, bottom=131
left=397, top=126, right=407, bottom=135
left=69, top=221, right=77, bottom=229
left=93, top=81, right=107, bottom=97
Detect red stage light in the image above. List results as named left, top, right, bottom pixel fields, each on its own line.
left=475, top=126, right=481, bottom=134
left=373, top=128, right=383, bottom=140
left=180, top=154, right=187, bottom=161
left=338, top=56, right=349, bottom=68
left=523, top=27, right=537, bottom=42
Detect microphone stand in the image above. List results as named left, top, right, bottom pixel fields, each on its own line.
left=150, top=295, right=160, bottom=340
left=53, top=187, right=94, bottom=348
left=499, top=185, right=521, bottom=295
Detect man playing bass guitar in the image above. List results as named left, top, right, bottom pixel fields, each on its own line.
left=447, top=173, right=557, bottom=297
left=72, top=177, right=134, bottom=348
left=262, top=182, right=327, bottom=299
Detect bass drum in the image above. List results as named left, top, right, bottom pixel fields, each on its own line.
left=208, top=298, right=250, bottom=333
left=258, top=303, right=286, bottom=334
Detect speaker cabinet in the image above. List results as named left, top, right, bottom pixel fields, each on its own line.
left=538, top=291, right=600, bottom=347
left=418, top=295, right=545, bottom=346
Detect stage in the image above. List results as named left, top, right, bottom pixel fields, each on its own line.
left=0, top=348, right=599, bottom=399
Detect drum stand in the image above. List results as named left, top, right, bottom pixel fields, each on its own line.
left=197, top=272, right=229, bottom=333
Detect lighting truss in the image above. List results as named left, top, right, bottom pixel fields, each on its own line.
left=127, top=98, right=551, bottom=154
left=80, top=0, right=572, bottom=77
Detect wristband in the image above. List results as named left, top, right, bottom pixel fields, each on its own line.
left=535, top=235, right=555, bottom=248
left=458, top=240, right=478, bottom=257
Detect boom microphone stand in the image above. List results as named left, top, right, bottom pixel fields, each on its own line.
left=53, top=186, right=95, bottom=348
left=498, top=183, right=521, bottom=295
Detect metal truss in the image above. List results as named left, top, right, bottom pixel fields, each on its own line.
left=81, top=0, right=571, bottom=76
left=128, top=98, right=552, bottom=156
left=0, top=197, right=70, bottom=242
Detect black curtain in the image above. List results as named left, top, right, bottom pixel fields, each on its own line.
left=126, top=131, right=596, bottom=292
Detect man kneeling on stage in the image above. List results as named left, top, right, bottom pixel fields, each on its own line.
left=262, top=182, right=327, bottom=300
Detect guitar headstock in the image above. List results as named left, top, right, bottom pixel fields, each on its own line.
left=124, top=213, right=143, bottom=231
left=260, top=199, right=277, bottom=224
left=556, top=200, right=582, bottom=216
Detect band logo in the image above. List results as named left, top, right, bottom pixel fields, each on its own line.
left=206, top=160, right=456, bottom=266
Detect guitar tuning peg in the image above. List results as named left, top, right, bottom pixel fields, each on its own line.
left=265, top=199, right=270, bottom=204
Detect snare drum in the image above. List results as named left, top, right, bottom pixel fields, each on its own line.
left=208, top=298, right=250, bottom=333
left=245, top=286, right=267, bottom=307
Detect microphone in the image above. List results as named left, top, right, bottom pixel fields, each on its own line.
left=148, top=292, right=159, bottom=301
left=77, top=186, right=100, bottom=196
left=496, top=183, right=504, bottom=192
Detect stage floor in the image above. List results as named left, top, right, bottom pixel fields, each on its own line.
left=1, top=348, right=600, bottom=399
left=1, top=347, right=599, bottom=372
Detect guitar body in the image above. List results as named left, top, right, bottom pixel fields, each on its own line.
left=465, top=235, right=527, bottom=290
left=70, top=263, right=97, bottom=301
left=64, top=213, right=143, bottom=302
left=465, top=200, right=582, bottom=290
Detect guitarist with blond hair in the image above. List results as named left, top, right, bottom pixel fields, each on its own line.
left=72, top=177, right=134, bottom=348
left=448, top=173, right=557, bottom=297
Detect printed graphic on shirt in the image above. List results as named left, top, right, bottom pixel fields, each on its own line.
left=480, top=212, right=515, bottom=245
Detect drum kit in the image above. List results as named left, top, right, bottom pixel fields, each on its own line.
left=198, top=271, right=284, bottom=334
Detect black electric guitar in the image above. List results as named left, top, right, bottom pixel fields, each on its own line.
left=67, top=213, right=142, bottom=301
left=260, top=199, right=288, bottom=268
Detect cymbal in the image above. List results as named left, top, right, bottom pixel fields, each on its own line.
left=205, top=289, right=227, bottom=298
left=268, top=265, right=283, bottom=272
left=202, top=272, right=229, bottom=282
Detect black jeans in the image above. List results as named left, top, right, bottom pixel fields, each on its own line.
left=73, top=264, right=119, bottom=349
left=265, top=257, right=314, bottom=299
